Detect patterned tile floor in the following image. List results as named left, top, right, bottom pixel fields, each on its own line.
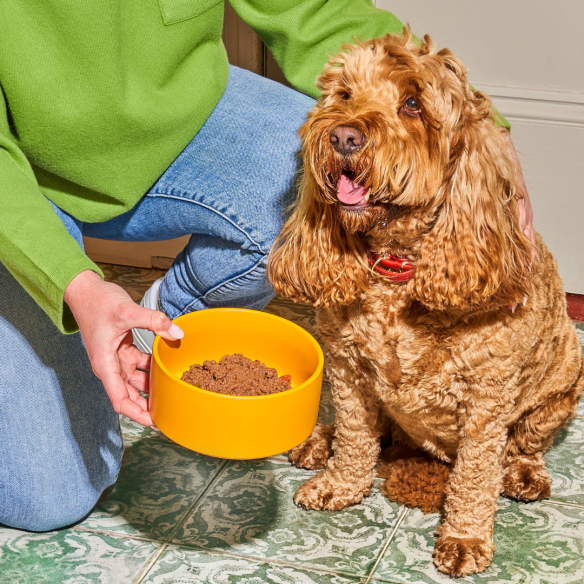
left=2, top=264, right=583, bottom=584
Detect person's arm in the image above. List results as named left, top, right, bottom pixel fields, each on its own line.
left=0, top=91, right=183, bottom=425
left=0, top=90, right=102, bottom=333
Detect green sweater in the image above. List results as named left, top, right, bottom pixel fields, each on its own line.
left=0, top=1, right=508, bottom=333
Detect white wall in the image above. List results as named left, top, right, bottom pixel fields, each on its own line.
left=375, top=0, right=584, bottom=294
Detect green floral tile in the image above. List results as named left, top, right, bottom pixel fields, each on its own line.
left=99, top=263, right=165, bottom=303
left=374, top=498, right=584, bottom=584
left=575, top=323, right=584, bottom=348
left=264, top=297, right=318, bottom=338
left=172, top=458, right=400, bottom=576
left=577, top=398, right=584, bottom=419
left=0, top=528, right=158, bottom=584
left=141, top=546, right=367, bottom=584
left=119, top=416, right=173, bottom=445
left=545, top=417, right=584, bottom=505
left=77, top=438, right=224, bottom=539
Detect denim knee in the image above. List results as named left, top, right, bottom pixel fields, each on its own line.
left=200, top=251, right=273, bottom=308
left=1, top=454, right=122, bottom=532
left=161, top=238, right=276, bottom=317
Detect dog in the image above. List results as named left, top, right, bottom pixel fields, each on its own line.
left=267, top=30, right=584, bottom=578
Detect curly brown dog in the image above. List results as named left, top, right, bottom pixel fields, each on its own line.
left=267, top=30, right=584, bottom=578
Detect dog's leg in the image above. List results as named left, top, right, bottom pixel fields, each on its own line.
left=433, top=403, right=507, bottom=578
left=289, top=423, right=335, bottom=470
left=503, top=368, right=584, bottom=501
left=294, top=380, right=380, bottom=511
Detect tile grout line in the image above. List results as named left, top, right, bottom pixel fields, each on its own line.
left=163, top=459, right=230, bottom=545
left=364, top=575, right=410, bottom=584
left=132, top=544, right=169, bottom=584
left=132, top=459, right=230, bottom=584
left=364, top=506, right=409, bottom=584
left=546, top=499, right=584, bottom=510
left=71, top=526, right=163, bottom=544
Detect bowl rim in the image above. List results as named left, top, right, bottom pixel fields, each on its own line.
left=151, top=307, right=324, bottom=400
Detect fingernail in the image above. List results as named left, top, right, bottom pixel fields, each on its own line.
left=168, top=323, right=184, bottom=339
left=523, top=296, right=528, bottom=306
left=150, top=424, right=160, bottom=431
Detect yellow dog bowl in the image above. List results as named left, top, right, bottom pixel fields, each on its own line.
left=150, top=308, right=324, bottom=459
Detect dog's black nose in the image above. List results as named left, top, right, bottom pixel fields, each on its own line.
left=330, top=125, right=364, bottom=154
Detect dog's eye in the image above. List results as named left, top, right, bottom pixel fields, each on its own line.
left=401, top=96, right=421, bottom=116
left=339, top=90, right=351, bottom=101
left=405, top=97, right=419, bottom=110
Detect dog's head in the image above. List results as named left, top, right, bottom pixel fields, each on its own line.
left=268, top=30, right=532, bottom=310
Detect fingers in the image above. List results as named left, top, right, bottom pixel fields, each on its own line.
left=126, top=383, right=150, bottom=411
left=118, top=395, right=153, bottom=427
left=124, top=369, right=150, bottom=394
left=119, top=334, right=149, bottom=372
left=118, top=333, right=151, bottom=393
left=97, top=352, right=153, bottom=426
left=137, top=352, right=151, bottom=371
left=117, top=302, right=184, bottom=342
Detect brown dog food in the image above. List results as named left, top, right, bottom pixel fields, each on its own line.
left=181, top=353, right=292, bottom=396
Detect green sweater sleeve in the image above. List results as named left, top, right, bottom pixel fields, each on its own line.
left=228, top=0, right=510, bottom=130
left=0, top=92, right=102, bottom=333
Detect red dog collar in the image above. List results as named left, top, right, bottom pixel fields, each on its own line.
left=367, top=251, right=415, bottom=282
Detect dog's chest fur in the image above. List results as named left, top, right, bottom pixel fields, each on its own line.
left=316, top=279, right=493, bottom=461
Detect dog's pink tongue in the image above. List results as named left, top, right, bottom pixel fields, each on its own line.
left=336, top=174, right=367, bottom=205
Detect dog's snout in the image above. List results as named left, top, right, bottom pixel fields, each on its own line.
left=330, top=125, right=364, bottom=154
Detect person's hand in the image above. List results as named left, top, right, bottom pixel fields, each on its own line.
left=504, top=132, right=536, bottom=312
left=64, top=270, right=184, bottom=426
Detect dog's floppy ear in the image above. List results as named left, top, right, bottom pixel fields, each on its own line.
left=409, top=82, right=532, bottom=310
left=267, top=172, right=369, bottom=307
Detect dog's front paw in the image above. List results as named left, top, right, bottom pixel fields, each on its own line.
left=294, top=471, right=369, bottom=511
left=289, top=424, right=334, bottom=470
left=433, top=536, right=494, bottom=578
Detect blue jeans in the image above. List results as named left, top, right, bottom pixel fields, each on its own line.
left=0, top=66, right=314, bottom=531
